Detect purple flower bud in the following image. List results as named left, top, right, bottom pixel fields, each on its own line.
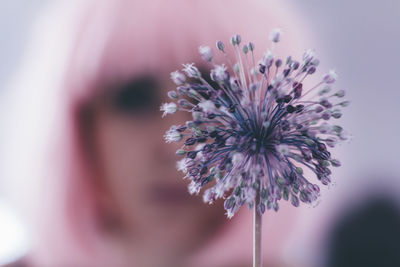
left=321, top=176, right=331, bottom=185
left=326, top=137, right=338, bottom=147
left=290, top=194, right=300, bottom=207
left=320, top=99, right=333, bottom=108
left=269, top=28, right=282, bottom=43
left=275, top=59, right=282, bottom=68
left=187, top=151, right=198, bottom=159
left=290, top=61, right=300, bottom=70
left=233, top=34, right=241, bottom=45
left=340, top=101, right=350, bottom=107
left=257, top=203, right=266, bottom=215
left=216, top=41, right=225, bottom=51
left=335, top=90, right=346, bottom=98
left=307, top=66, right=316, bottom=74
left=202, top=144, right=212, bottom=153
left=178, top=99, right=191, bottom=108
left=293, top=82, right=303, bottom=98
left=322, top=112, right=331, bottom=120
left=224, top=197, right=236, bottom=210
left=177, top=86, right=187, bottom=95
left=248, top=42, right=255, bottom=51
left=323, top=70, right=338, bottom=84
left=315, top=105, right=324, bottom=113
left=184, top=137, right=197, bottom=146
left=330, top=159, right=341, bottom=167
left=242, top=45, right=249, bottom=54
left=167, top=90, right=178, bottom=99
left=331, top=109, right=342, bottom=119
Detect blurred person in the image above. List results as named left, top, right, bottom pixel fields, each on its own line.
left=0, top=0, right=310, bottom=266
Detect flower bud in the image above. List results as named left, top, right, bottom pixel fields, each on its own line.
left=269, top=28, right=282, bottom=43
left=167, top=90, right=178, bottom=99
left=248, top=42, right=255, bottom=51
left=216, top=41, right=225, bottom=51
left=335, top=89, right=346, bottom=98
left=176, top=149, right=187, bottom=156
left=182, top=63, right=201, bottom=78
left=160, top=102, right=178, bottom=117
left=323, top=70, right=338, bottom=84
left=198, top=45, right=213, bottom=62
left=170, top=71, right=186, bottom=85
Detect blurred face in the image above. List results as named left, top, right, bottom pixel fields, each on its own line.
left=87, top=73, right=225, bottom=264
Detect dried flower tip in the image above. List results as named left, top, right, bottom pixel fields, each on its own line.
left=160, top=102, right=178, bottom=117
left=276, top=144, right=290, bottom=156
left=269, top=28, right=282, bottom=43
left=203, top=188, right=216, bottom=204
left=164, top=129, right=183, bottom=143
left=198, top=100, right=216, bottom=113
left=176, top=158, right=190, bottom=173
left=182, top=63, right=201, bottom=78
left=211, top=64, right=228, bottom=82
left=262, top=51, right=274, bottom=67
left=170, top=71, right=186, bottom=85
left=199, top=45, right=213, bottom=62
left=303, top=49, right=316, bottom=63
left=323, top=70, right=338, bottom=84
left=232, top=152, right=244, bottom=165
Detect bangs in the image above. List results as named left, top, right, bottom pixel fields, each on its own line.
left=66, top=0, right=308, bottom=100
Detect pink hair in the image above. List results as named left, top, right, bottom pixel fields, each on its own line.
left=1, top=0, right=311, bottom=266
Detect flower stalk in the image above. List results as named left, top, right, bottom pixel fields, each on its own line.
left=253, top=191, right=262, bottom=267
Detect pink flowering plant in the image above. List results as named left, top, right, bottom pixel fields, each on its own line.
left=161, top=29, right=349, bottom=267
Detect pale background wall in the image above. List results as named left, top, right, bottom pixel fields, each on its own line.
left=0, top=1, right=49, bottom=264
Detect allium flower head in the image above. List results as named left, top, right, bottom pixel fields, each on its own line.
left=161, top=29, right=350, bottom=218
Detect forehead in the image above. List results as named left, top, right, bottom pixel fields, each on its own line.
left=68, top=0, right=301, bottom=102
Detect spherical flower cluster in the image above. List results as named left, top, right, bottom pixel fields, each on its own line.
left=161, top=30, right=349, bottom=218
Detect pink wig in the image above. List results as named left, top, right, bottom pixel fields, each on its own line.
left=1, top=0, right=311, bottom=266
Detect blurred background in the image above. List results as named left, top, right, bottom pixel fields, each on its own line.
left=0, top=0, right=399, bottom=266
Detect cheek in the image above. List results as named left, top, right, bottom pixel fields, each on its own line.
left=93, top=113, right=158, bottom=211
